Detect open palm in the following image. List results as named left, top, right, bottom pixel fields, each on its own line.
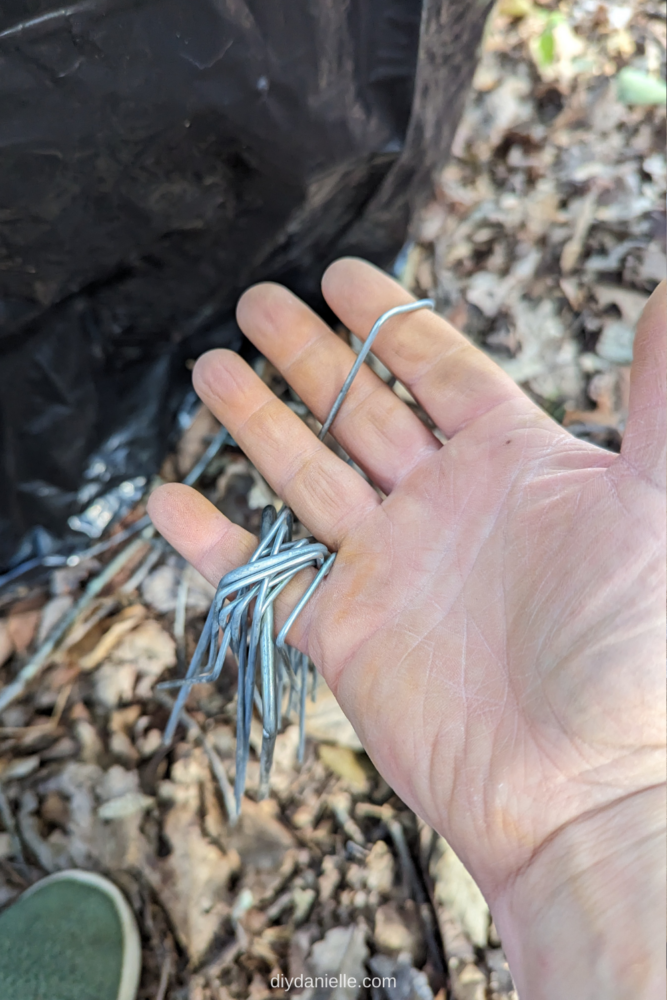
left=149, top=260, right=665, bottom=928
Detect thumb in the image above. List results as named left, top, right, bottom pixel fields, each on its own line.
left=621, top=280, right=666, bottom=488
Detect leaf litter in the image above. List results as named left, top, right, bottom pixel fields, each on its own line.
left=0, top=2, right=664, bottom=998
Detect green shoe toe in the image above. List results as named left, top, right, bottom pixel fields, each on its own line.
left=0, top=870, right=141, bottom=1000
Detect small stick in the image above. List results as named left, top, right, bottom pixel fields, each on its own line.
left=155, top=691, right=237, bottom=825
left=119, top=537, right=161, bottom=594
left=173, top=563, right=190, bottom=673
left=357, top=802, right=446, bottom=980
left=0, top=785, right=23, bottom=862
left=155, top=950, right=172, bottom=1000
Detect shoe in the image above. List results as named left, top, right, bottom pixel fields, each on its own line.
left=0, top=869, right=141, bottom=1000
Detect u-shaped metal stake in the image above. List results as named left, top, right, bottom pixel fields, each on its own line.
left=161, top=297, right=435, bottom=808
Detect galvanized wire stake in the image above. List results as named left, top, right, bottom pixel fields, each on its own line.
left=160, top=299, right=434, bottom=808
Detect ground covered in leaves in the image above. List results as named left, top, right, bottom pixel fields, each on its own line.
left=0, top=2, right=664, bottom=998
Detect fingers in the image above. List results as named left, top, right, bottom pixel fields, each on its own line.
left=147, top=484, right=257, bottom=584
left=236, top=283, right=440, bottom=493
left=321, top=258, right=532, bottom=437
left=621, top=280, right=666, bottom=489
left=147, top=483, right=314, bottom=649
left=192, top=351, right=380, bottom=548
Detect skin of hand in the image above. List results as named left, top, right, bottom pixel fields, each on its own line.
left=148, top=260, right=665, bottom=999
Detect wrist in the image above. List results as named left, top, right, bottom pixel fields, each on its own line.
left=490, top=784, right=666, bottom=1000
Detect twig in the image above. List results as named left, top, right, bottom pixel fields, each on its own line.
left=174, top=563, right=190, bottom=673
left=182, top=426, right=230, bottom=487
left=119, top=537, right=160, bottom=594
left=357, top=802, right=446, bottom=980
left=155, top=949, right=172, bottom=1000
left=50, top=682, right=73, bottom=727
left=155, top=691, right=237, bottom=825
left=328, top=791, right=365, bottom=846
left=0, top=536, right=148, bottom=715
left=0, top=785, right=23, bottom=863
left=59, top=597, right=118, bottom=652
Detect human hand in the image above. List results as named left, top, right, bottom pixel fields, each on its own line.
left=148, top=261, right=665, bottom=999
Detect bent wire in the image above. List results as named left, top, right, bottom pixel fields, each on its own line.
left=160, top=297, right=435, bottom=812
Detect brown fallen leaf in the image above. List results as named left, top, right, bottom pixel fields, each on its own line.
left=97, top=791, right=154, bottom=820
left=93, top=619, right=176, bottom=707
left=300, top=923, right=369, bottom=1000
left=148, top=764, right=240, bottom=964
left=60, top=597, right=118, bottom=653
left=564, top=367, right=630, bottom=429
left=227, top=796, right=296, bottom=871
left=374, top=901, right=424, bottom=962
left=450, top=962, right=488, bottom=1000
left=593, top=284, right=649, bottom=328
left=318, top=745, right=370, bottom=793
left=430, top=837, right=489, bottom=951
left=0, top=620, right=13, bottom=669
left=6, top=609, right=40, bottom=654
left=79, top=605, right=147, bottom=670
left=37, top=595, right=74, bottom=645
left=176, top=404, right=220, bottom=480
left=364, top=840, right=395, bottom=897
left=109, top=704, right=142, bottom=734
left=0, top=754, right=41, bottom=781
left=305, top=679, right=363, bottom=751
left=93, top=663, right=138, bottom=710
left=368, top=952, right=435, bottom=1000
left=141, top=564, right=215, bottom=615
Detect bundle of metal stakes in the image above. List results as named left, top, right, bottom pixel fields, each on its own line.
left=160, top=299, right=435, bottom=814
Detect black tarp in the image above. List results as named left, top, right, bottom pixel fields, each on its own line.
left=0, top=0, right=491, bottom=570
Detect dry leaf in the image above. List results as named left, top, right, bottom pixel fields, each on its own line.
left=465, top=271, right=506, bottom=318
left=73, top=718, right=105, bottom=763
left=305, top=680, right=363, bottom=751
left=0, top=833, right=12, bottom=860
left=93, top=663, right=137, bottom=710
left=302, top=924, right=369, bottom=1000
left=266, top=723, right=300, bottom=797
left=564, top=367, right=630, bottom=429
left=109, top=730, right=140, bottom=766
left=60, top=598, right=117, bottom=653
left=593, top=284, right=648, bottom=328
left=176, top=405, right=220, bottom=479
left=93, top=620, right=176, bottom=706
left=80, top=605, right=147, bottom=670
left=39, top=762, right=101, bottom=867
left=227, top=797, right=296, bottom=870
left=6, top=609, right=40, bottom=654
left=449, top=962, right=488, bottom=1000
left=110, top=704, right=142, bottom=733
left=374, top=902, right=422, bottom=960
left=560, top=191, right=598, bottom=274
left=0, top=620, right=13, bottom=669
left=318, top=745, right=369, bottom=793
left=368, top=952, right=434, bottom=1000
left=149, top=775, right=240, bottom=963
left=118, top=619, right=176, bottom=679
left=430, top=838, right=489, bottom=950
left=497, top=298, right=582, bottom=402
left=142, top=564, right=215, bottom=615
left=0, top=754, right=40, bottom=781
left=364, top=840, right=395, bottom=896
left=37, top=595, right=74, bottom=645
left=98, top=791, right=154, bottom=820
left=596, top=319, right=634, bottom=364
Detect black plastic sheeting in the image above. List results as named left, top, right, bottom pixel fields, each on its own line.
left=0, top=0, right=491, bottom=571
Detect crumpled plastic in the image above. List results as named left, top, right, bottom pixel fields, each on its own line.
left=0, top=0, right=490, bottom=571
